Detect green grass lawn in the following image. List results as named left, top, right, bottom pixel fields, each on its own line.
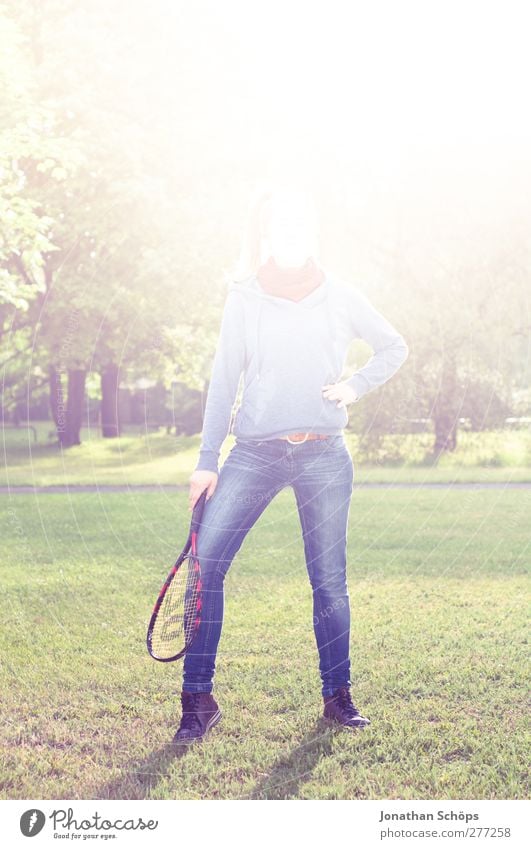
left=2, top=423, right=531, bottom=486
left=1, top=488, right=529, bottom=799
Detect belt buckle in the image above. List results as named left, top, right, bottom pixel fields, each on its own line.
left=286, top=432, right=309, bottom=445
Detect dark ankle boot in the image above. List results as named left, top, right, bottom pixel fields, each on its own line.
left=173, top=691, right=222, bottom=744
left=323, top=686, right=370, bottom=728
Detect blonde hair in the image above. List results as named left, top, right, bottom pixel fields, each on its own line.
left=231, top=181, right=319, bottom=283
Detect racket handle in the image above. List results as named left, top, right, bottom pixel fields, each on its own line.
left=190, top=488, right=208, bottom=532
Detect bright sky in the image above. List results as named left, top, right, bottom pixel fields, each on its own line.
left=119, top=1, right=529, bottom=212
left=152, top=0, right=531, bottom=152
left=73, top=0, right=530, bottom=264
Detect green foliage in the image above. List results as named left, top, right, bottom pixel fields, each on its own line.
left=1, top=0, right=225, bottom=424
left=1, top=1, right=529, bottom=448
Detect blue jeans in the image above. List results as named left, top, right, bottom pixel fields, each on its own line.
left=183, top=434, right=354, bottom=697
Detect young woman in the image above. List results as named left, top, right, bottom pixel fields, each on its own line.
left=174, top=185, right=409, bottom=743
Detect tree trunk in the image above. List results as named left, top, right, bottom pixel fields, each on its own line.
left=65, top=369, right=86, bottom=446
left=433, top=411, right=458, bottom=455
left=101, top=363, right=120, bottom=438
left=49, top=366, right=86, bottom=446
left=49, top=366, right=65, bottom=437
left=431, top=356, right=459, bottom=458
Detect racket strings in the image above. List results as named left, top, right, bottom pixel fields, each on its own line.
left=150, top=554, right=202, bottom=659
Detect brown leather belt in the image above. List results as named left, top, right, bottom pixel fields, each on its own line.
left=277, top=432, right=330, bottom=444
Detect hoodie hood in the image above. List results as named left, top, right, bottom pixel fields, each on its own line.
left=228, top=272, right=339, bottom=382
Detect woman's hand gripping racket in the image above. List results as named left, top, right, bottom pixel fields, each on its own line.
left=146, top=489, right=208, bottom=662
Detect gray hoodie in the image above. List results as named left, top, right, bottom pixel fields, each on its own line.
left=195, top=268, right=409, bottom=473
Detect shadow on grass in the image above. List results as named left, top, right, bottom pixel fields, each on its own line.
left=94, top=740, right=195, bottom=800
left=94, top=719, right=352, bottom=801
left=246, top=718, right=345, bottom=800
